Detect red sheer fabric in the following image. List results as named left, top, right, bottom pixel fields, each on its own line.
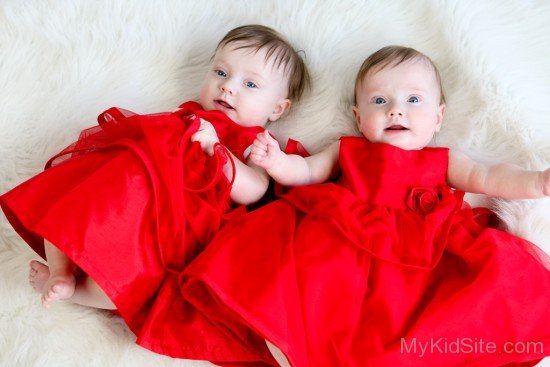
left=0, top=102, right=278, bottom=365
left=182, top=137, right=550, bottom=367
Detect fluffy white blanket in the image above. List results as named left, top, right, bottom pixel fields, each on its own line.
left=1, top=1, right=549, bottom=366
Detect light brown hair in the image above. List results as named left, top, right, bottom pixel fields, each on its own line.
left=217, top=24, right=311, bottom=101
left=354, top=45, right=445, bottom=105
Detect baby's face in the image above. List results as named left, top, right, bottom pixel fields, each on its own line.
left=353, top=59, right=445, bottom=150
left=199, top=42, right=290, bottom=127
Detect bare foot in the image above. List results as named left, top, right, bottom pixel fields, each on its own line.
left=42, top=276, right=77, bottom=308
left=29, top=260, right=50, bottom=292
left=29, top=260, right=76, bottom=308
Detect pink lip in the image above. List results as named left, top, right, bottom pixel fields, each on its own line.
left=215, top=99, right=235, bottom=110
left=385, top=124, right=408, bottom=131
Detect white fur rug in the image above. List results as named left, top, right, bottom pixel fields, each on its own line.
left=1, top=1, right=549, bottom=366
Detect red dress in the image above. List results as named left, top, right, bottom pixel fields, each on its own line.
left=0, top=101, right=279, bottom=365
left=182, top=137, right=550, bottom=367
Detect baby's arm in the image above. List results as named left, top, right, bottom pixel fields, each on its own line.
left=191, top=118, right=269, bottom=205
left=225, top=155, right=270, bottom=205
left=250, top=131, right=340, bottom=186
left=447, top=150, right=550, bottom=199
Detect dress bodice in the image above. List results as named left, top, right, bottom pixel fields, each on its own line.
left=282, top=136, right=463, bottom=269
left=337, top=137, right=449, bottom=208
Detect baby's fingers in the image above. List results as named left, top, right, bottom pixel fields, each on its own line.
left=252, top=138, right=269, bottom=152
left=250, top=144, right=268, bottom=158
left=250, top=151, right=268, bottom=166
left=542, top=168, right=550, bottom=196
left=264, top=131, right=280, bottom=148
left=255, top=132, right=270, bottom=145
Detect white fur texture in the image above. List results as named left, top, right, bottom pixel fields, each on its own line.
left=1, top=1, right=549, bottom=366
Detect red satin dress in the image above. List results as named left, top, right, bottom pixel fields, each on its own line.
left=0, top=101, right=279, bottom=365
left=182, top=137, right=550, bottom=367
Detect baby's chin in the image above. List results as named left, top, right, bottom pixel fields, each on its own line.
left=391, top=142, right=426, bottom=151
left=375, top=137, right=427, bottom=151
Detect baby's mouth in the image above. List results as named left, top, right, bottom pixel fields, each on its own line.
left=215, top=99, right=235, bottom=110
left=385, top=124, right=408, bottom=131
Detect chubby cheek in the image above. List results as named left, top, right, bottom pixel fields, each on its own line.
left=244, top=96, right=270, bottom=120
left=358, top=124, right=373, bottom=142
left=236, top=106, right=262, bottom=126
left=359, top=116, right=379, bottom=138
left=198, top=82, right=214, bottom=109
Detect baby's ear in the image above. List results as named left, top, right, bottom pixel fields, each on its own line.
left=435, top=103, right=446, bottom=132
left=268, top=99, right=291, bottom=122
left=352, top=105, right=361, bottom=126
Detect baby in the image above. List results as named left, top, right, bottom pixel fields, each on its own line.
left=181, top=45, right=550, bottom=367
left=1, top=24, right=310, bottom=364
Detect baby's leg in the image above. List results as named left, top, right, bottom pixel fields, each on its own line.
left=41, top=240, right=77, bottom=308
left=70, top=275, right=116, bottom=309
left=28, top=259, right=116, bottom=310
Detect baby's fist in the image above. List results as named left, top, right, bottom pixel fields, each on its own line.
left=250, top=131, right=282, bottom=169
left=191, top=118, right=219, bottom=155
left=542, top=168, right=550, bottom=196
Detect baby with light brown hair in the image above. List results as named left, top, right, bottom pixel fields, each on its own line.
left=1, top=24, right=311, bottom=364
left=181, top=45, right=550, bottom=367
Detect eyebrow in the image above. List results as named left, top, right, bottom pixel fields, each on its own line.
left=365, top=85, right=429, bottom=93
left=408, top=88, right=428, bottom=94
left=246, top=70, right=268, bottom=82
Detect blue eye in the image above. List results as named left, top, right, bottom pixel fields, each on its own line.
left=216, top=70, right=227, bottom=77
left=408, top=96, right=419, bottom=103
left=374, top=97, right=386, bottom=104
left=245, top=81, right=257, bottom=88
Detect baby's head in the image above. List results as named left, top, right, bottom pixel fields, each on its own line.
left=199, top=24, right=311, bottom=127
left=353, top=46, right=446, bottom=150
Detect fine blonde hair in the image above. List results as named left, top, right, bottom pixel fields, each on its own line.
left=217, top=24, right=311, bottom=102
left=354, top=45, right=445, bottom=105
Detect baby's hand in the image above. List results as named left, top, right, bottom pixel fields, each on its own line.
left=542, top=168, right=550, bottom=196
left=250, top=131, right=283, bottom=170
left=191, top=118, right=219, bottom=155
